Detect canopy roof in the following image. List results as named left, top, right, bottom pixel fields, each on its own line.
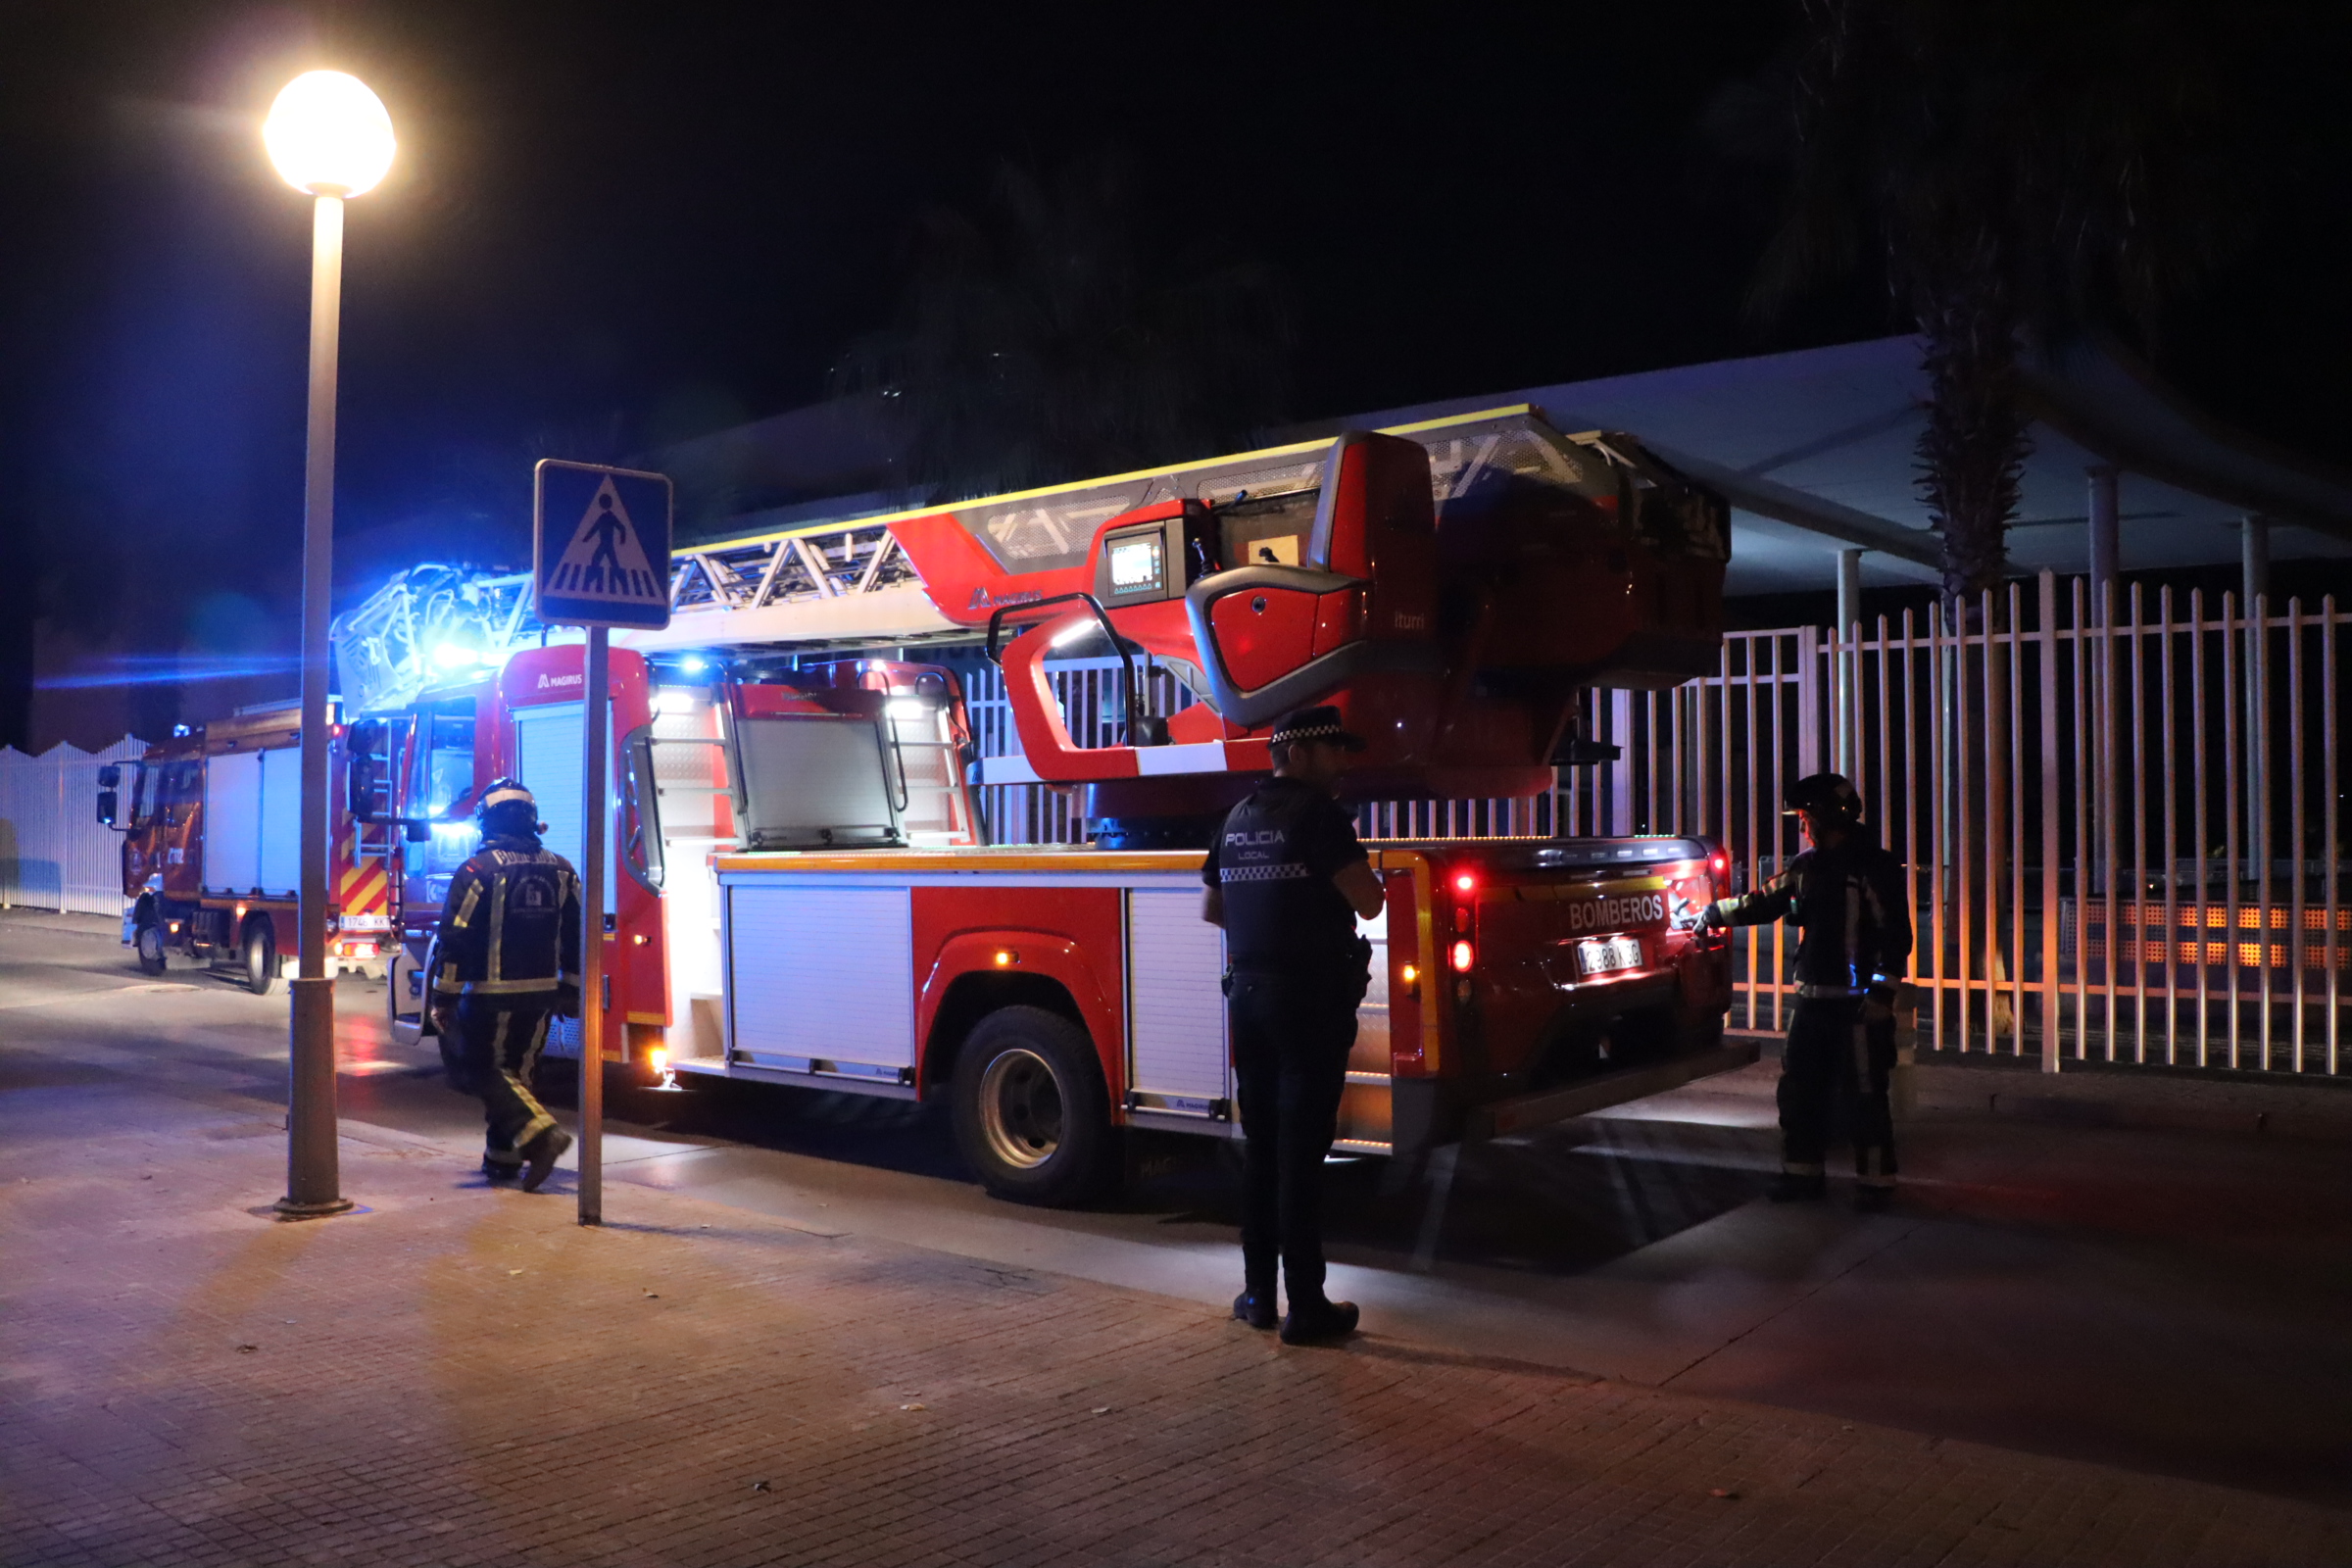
left=1285, top=336, right=2352, bottom=594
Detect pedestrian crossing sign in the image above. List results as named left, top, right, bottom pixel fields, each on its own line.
left=532, top=460, right=673, bottom=629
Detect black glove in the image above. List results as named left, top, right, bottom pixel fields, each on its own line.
left=1698, top=903, right=1727, bottom=932
left=1862, top=981, right=1899, bottom=1023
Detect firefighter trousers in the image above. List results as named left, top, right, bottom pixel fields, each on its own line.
left=1779, top=997, right=1897, bottom=1188
left=457, top=998, right=560, bottom=1170
left=1228, top=968, right=1359, bottom=1305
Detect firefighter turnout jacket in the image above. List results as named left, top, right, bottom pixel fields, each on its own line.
left=1710, top=832, right=1912, bottom=999
left=431, top=833, right=583, bottom=1006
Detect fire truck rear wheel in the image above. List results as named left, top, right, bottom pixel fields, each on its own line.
left=241, top=920, right=278, bottom=997
left=952, top=1005, right=1114, bottom=1207
left=134, top=921, right=168, bottom=975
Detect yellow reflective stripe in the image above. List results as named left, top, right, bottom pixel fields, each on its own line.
left=450, top=881, right=480, bottom=931
left=455, top=977, right=564, bottom=996
left=486, top=876, right=507, bottom=983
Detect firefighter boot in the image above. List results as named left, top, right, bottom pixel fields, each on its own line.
left=481, top=1152, right=523, bottom=1184
left=520, top=1127, right=573, bottom=1194
left=1278, top=1298, right=1360, bottom=1346
left=1232, top=1292, right=1277, bottom=1331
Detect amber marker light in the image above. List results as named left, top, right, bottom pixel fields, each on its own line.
left=994, top=950, right=1014, bottom=967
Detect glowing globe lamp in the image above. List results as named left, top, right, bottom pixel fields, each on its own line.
left=263, top=71, right=395, bottom=197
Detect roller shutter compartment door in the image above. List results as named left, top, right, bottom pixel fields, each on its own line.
left=256, top=748, right=302, bottom=898
left=1126, top=888, right=1229, bottom=1105
left=511, top=703, right=614, bottom=914
left=202, top=751, right=262, bottom=896
left=726, top=884, right=913, bottom=1071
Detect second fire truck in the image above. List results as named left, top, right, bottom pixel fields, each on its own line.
left=99, top=701, right=396, bottom=992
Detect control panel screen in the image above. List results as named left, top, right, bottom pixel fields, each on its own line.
left=1107, top=533, right=1165, bottom=595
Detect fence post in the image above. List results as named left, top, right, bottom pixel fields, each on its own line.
left=0, top=747, right=15, bottom=908
left=1795, top=627, right=1823, bottom=778
left=2038, top=571, right=2062, bottom=1073
left=1608, top=689, right=1634, bottom=835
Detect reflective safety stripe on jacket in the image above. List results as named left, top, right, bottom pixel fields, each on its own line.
left=1711, top=834, right=1912, bottom=996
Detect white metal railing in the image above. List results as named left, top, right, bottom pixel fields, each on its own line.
left=963, top=572, right=2352, bottom=1076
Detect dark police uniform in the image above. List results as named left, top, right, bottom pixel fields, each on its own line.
left=1709, top=810, right=1912, bottom=1200
left=1201, top=772, right=1372, bottom=1316
left=433, top=820, right=582, bottom=1182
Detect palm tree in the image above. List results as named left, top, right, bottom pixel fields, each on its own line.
left=1752, top=0, right=2241, bottom=1039
left=834, top=155, right=1294, bottom=500
left=1756, top=0, right=2236, bottom=608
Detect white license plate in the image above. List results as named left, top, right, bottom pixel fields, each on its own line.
left=1575, top=936, right=1643, bottom=977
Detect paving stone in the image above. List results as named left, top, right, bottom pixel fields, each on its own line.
left=5, top=1082, right=2350, bottom=1567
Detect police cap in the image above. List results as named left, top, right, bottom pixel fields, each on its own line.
left=1269, top=705, right=1366, bottom=753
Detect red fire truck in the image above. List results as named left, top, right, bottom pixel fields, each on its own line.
left=98, top=701, right=396, bottom=992
left=340, top=407, right=1742, bottom=1205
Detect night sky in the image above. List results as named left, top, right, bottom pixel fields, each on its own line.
left=5, top=2, right=2349, bottom=746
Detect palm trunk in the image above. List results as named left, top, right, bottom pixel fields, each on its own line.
left=1916, top=270, right=2032, bottom=1041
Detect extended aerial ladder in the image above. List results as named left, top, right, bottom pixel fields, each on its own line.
left=330, top=407, right=1728, bottom=836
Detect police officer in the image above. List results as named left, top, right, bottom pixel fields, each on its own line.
left=1702, top=773, right=1912, bottom=1210
left=1200, top=706, right=1387, bottom=1345
left=428, top=780, right=581, bottom=1193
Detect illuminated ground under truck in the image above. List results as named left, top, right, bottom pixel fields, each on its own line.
left=331, top=407, right=1744, bottom=1204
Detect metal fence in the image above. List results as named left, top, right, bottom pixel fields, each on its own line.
left=964, top=572, right=2352, bottom=1076
left=0, top=738, right=146, bottom=916
left=962, top=659, right=1649, bottom=846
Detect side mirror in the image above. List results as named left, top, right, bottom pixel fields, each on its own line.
left=403, top=819, right=431, bottom=844
left=96, top=790, right=119, bottom=828
left=346, top=718, right=383, bottom=758
left=98, top=764, right=122, bottom=789
left=347, top=755, right=387, bottom=822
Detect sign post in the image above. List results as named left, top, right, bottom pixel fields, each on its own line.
left=532, top=460, right=672, bottom=1227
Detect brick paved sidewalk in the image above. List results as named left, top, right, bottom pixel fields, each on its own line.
left=4, top=1083, right=2347, bottom=1568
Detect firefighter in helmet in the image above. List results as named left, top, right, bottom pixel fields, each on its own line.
left=428, top=779, right=581, bottom=1192
left=1200, top=706, right=1388, bottom=1345
left=1701, top=773, right=1912, bottom=1210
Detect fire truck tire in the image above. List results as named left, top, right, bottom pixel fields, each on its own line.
left=952, top=1006, right=1116, bottom=1207
left=241, top=920, right=278, bottom=997
left=134, top=921, right=168, bottom=975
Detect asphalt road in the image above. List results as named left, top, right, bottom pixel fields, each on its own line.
left=7, top=909, right=2351, bottom=1507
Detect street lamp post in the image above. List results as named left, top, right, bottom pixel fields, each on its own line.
left=264, top=71, right=395, bottom=1219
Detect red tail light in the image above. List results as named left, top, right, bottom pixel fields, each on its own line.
left=1452, top=871, right=1476, bottom=894
left=1450, top=939, right=1474, bottom=971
